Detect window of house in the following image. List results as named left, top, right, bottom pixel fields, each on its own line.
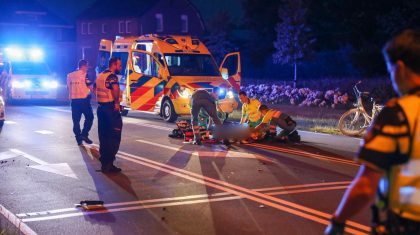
left=118, top=21, right=124, bottom=34
left=102, top=23, right=108, bottom=34
left=81, top=22, right=87, bottom=35
left=125, top=21, right=132, bottom=34
left=88, top=22, right=93, bottom=35
left=181, top=15, right=188, bottom=33
left=155, top=14, right=163, bottom=32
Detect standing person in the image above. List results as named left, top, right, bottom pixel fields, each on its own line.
left=67, top=60, right=94, bottom=145
left=94, top=57, right=123, bottom=173
left=190, top=89, right=230, bottom=146
left=255, top=105, right=300, bottom=142
left=325, top=29, right=420, bottom=234
left=239, top=91, right=262, bottom=128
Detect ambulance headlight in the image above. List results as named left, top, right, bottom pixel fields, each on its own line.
left=12, top=80, right=32, bottom=88
left=226, top=90, right=234, bottom=99
left=178, top=87, right=192, bottom=98
left=41, top=80, right=58, bottom=89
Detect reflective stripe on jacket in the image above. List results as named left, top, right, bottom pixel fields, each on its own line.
left=388, top=94, right=420, bottom=221
left=95, top=71, right=114, bottom=103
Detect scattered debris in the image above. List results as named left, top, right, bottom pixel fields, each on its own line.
left=76, top=200, right=105, bottom=211
left=259, top=205, right=265, bottom=208
left=161, top=217, right=165, bottom=221
left=258, top=168, right=263, bottom=172
left=162, top=207, right=166, bottom=211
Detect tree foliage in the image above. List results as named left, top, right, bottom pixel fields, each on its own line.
left=203, top=11, right=236, bottom=64
left=273, top=0, right=314, bottom=85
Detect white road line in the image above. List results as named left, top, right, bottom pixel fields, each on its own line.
left=34, top=130, right=54, bottom=135
left=37, top=107, right=71, bottom=113
left=16, top=181, right=351, bottom=218
left=10, top=149, right=48, bottom=165
left=4, top=120, right=17, bottom=124
left=17, top=184, right=350, bottom=221
left=0, top=204, right=37, bottom=235
left=93, top=145, right=369, bottom=234
left=136, top=139, right=274, bottom=163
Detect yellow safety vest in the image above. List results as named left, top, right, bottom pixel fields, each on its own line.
left=67, top=70, right=89, bottom=99
left=388, top=94, right=420, bottom=221
left=241, top=98, right=262, bottom=122
left=261, top=109, right=282, bottom=124
left=95, top=71, right=114, bottom=103
left=359, top=91, right=420, bottom=221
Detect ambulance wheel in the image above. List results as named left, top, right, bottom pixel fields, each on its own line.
left=162, top=99, right=178, bottom=122
left=120, top=106, right=129, bottom=116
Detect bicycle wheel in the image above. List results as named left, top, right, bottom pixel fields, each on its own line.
left=338, top=109, right=368, bottom=136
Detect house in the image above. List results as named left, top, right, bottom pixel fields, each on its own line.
left=77, top=0, right=206, bottom=72
left=0, top=0, right=77, bottom=78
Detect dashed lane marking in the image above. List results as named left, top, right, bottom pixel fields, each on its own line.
left=34, top=130, right=54, bottom=135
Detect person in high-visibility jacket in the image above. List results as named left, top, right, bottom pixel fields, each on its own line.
left=67, top=59, right=94, bottom=145
left=325, top=29, right=420, bottom=234
left=94, top=57, right=123, bottom=173
left=239, top=91, right=262, bottom=128
left=190, top=89, right=230, bottom=146
left=255, top=105, right=300, bottom=142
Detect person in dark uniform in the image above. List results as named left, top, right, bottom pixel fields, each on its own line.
left=190, top=89, right=230, bottom=146
left=325, top=29, right=420, bottom=235
left=94, top=57, right=123, bottom=173
left=67, top=60, right=94, bottom=145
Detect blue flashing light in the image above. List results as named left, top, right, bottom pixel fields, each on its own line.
left=29, top=48, right=44, bottom=61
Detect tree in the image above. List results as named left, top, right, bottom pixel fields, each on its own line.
left=203, top=11, right=236, bottom=64
left=242, top=0, right=280, bottom=66
left=273, top=0, right=314, bottom=87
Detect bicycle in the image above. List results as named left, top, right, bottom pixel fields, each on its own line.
left=338, top=81, right=384, bottom=136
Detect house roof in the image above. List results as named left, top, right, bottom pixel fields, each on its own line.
left=78, top=0, right=158, bottom=20
left=0, top=0, right=71, bottom=27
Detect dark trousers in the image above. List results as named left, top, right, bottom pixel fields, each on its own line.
left=191, top=99, right=222, bottom=141
left=71, top=98, right=94, bottom=139
left=97, top=103, right=123, bottom=166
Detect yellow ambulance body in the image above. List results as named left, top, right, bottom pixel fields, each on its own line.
left=98, top=35, right=241, bottom=122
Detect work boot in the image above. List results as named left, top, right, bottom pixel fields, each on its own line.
left=76, top=138, right=83, bottom=146
left=192, top=139, right=202, bottom=145
left=81, top=136, right=93, bottom=144
left=222, top=139, right=231, bottom=147
left=101, top=164, right=122, bottom=173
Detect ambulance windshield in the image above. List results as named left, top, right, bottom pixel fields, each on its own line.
left=12, top=62, right=50, bottom=75
left=164, top=54, right=220, bottom=76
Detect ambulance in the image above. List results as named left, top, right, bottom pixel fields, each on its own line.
left=98, top=34, right=241, bottom=122
left=1, top=47, right=60, bottom=103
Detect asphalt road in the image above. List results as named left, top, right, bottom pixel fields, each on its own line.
left=0, top=103, right=370, bottom=235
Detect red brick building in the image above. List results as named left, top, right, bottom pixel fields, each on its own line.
left=77, top=0, right=205, bottom=72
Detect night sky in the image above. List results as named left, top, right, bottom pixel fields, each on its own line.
left=38, top=0, right=97, bottom=22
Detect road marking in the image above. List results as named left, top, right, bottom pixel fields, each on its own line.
left=38, top=107, right=71, bottom=113
left=245, top=142, right=360, bottom=167
left=0, top=204, right=37, bottom=235
left=4, top=120, right=17, bottom=124
left=17, top=182, right=351, bottom=221
left=9, top=149, right=77, bottom=179
left=0, top=150, right=21, bottom=161
left=88, top=145, right=369, bottom=234
left=34, top=130, right=54, bottom=135
left=136, top=139, right=275, bottom=163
